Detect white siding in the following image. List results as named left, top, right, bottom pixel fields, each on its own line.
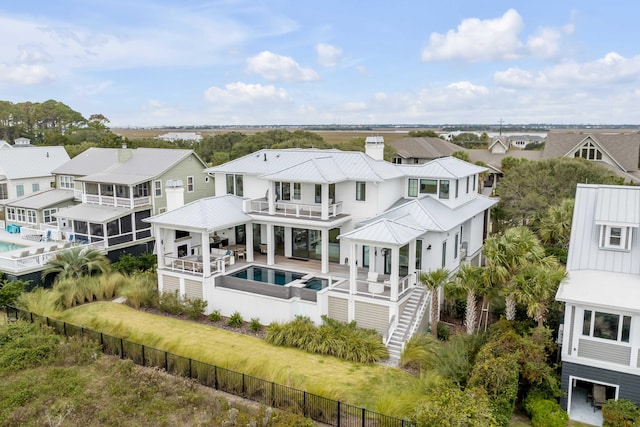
left=328, top=296, right=348, bottom=323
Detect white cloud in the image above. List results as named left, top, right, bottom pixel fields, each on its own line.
left=495, top=52, right=640, bottom=89
left=0, top=64, right=55, bottom=85
left=422, top=9, right=524, bottom=62
left=203, top=81, right=291, bottom=103
left=315, top=43, right=343, bottom=67
left=246, top=51, right=319, bottom=82
left=446, top=81, right=490, bottom=97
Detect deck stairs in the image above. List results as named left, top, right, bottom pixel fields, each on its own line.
left=385, top=287, right=428, bottom=365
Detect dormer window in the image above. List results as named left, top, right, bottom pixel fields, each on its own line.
left=574, top=141, right=603, bottom=160
left=599, top=225, right=631, bottom=250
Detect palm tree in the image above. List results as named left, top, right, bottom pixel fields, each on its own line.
left=448, top=264, right=486, bottom=334
left=515, top=261, right=567, bottom=328
left=483, top=227, right=548, bottom=321
left=536, top=198, right=574, bottom=247
left=42, top=247, right=111, bottom=283
left=419, top=268, right=451, bottom=337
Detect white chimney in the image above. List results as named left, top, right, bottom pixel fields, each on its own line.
left=165, top=179, right=184, bottom=211
left=365, top=136, right=385, bottom=161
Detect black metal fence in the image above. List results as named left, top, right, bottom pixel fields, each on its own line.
left=4, top=305, right=415, bottom=427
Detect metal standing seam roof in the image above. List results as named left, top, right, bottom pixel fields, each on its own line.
left=206, top=148, right=404, bottom=182
left=260, top=157, right=349, bottom=183
left=0, top=146, right=70, bottom=179
left=594, top=185, right=640, bottom=226
left=55, top=204, right=132, bottom=223
left=389, top=137, right=461, bottom=160
left=51, top=147, right=201, bottom=180
left=0, top=189, right=75, bottom=209
left=556, top=270, right=640, bottom=313
left=339, top=218, right=425, bottom=246
left=399, top=156, right=488, bottom=179
left=144, top=194, right=251, bottom=231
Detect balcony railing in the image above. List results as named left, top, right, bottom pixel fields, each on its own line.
left=82, top=194, right=151, bottom=208
left=162, top=255, right=226, bottom=276
left=0, top=240, right=106, bottom=273
left=244, top=198, right=343, bottom=220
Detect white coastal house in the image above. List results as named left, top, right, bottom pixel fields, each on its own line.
left=556, top=184, right=640, bottom=419
left=145, top=138, right=497, bottom=358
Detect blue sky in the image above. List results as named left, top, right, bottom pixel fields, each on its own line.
left=2, top=1, right=640, bottom=127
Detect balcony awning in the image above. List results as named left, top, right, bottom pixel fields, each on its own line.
left=55, top=204, right=132, bottom=223
left=556, top=270, right=640, bottom=313
left=339, top=218, right=424, bottom=246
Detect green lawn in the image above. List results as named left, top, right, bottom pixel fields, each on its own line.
left=61, top=302, right=423, bottom=418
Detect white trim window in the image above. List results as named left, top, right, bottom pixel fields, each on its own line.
left=16, top=184, right=24, bottom=197
left=32, top=183, right=40, bottom=192
left=187, top=176, right=194, bottom=192
left=59, top=175, right=75, bottom=189
left=582, top=309, right=631, bottom=343
left=6, top=207, right=16, bottom=221
left=43, top=208, right=58, bottom=223
left=154, top=180, right=162, bottom=197
left=599, top=225, right=632, bottom=251
left=356, top=181, right=366, bottom=201
left=27, top=209, right=37, bottom=224
left=16, top=208, right=26, bottom=222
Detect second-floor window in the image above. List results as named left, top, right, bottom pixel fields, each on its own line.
left=154, top=180, right=162, bottom=197
left=599, top=225, right=631, bottom=251
left=16, top=184, right=24, bottom=197
left=226, top=174, right=243, bottom=196
left=466, top=176, right=470, bottom=193
left=32, top=183, right=40, bottom=192
left=420, top=179, right=437, bottom=195
left=43, top=208, right=57, bottom=223
left=187, top=176, right=194, bottom=192
left=356, top=182, right=366, bottom=201
left=439, top=181, right=450, bottom=199
left=582, top=310, right=631, bottom=343
left=0, top=183, right=7, bottom=199
left=293, top=183, right=301, bottom=200
left=60, top=175, right=75, bottom=189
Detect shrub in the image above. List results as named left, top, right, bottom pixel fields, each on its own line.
left=184, top=298, right=208, bottom=320
left=119, top=273, right=157, bottom=309
left=227, top=311, right=244, bottom=328
left=400, top=334, right=439, bottom=371
left=249, top=317, right=262, bottom=332
left=0, top=321, right=60, bottom=374
left=208, top=310, right=222, bottom=322
left=0, top=279, right=29, bottom=307
left=112, top=253, right=157, bottom=274
left=265, top=315, right=388, bottom=363
left=437, top=322, right=450, bottom=341
left=158, top=290, right=184, bottom=315
left=602, top=399, right=640, bottom=427
left=524, top=395, right=568, bottom=427
left=431, top=333, right=486, bottom=386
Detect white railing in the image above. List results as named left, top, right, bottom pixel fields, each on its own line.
left=244, top=198, right=343, bottom=220
left=73, top=189, right=83, bottom=200
left=383, top=315, right=397, bottom=345
left=0, top=240, right=106, bottom=273
left=82, top=194, right=151, bottom=209
left=405, top=290, right=431, bottom=346
left=19, top=226, right=46, bottom=241
left=162, top=256, right=225, bottom=276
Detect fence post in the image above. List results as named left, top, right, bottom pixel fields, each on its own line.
left=214, top=366, right=218, bottom=390
left=337, top=401, right=341, bottom=427
left=63, top=322, right=67, bottom=336
left=120, top=338, right=124, bottom=359
left=30, top=312, right=33, bottom=322
left=242, top=373, right=246, bottom=396
left=165, top=351, right=168, bottom=371
left=362, top=407, right=365, bottom=426
left=189, top=358, right=192, bottom=378
left=100, top=332, right=104, bottom=348
left=271, top=382, right=276, bottom=407
left=46, top=317, right=49, bottom=327
left=141, top=345, right=145, bottom=366
left=303, top=391, right=307, bottom=417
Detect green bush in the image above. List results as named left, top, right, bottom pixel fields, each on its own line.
left=249, top=317, right=262, bottom=332
left=400, top=334, right=439, bottom=371
left=265, top=315, right=388, bottom=363
left=184, top=298, right=208, bottom=320
left=0, top=279, right=29, bottom=307
left=111, top=253, right=157, bottom=274
left=602, top=399, right=640, bottom=427
left=227, top=311, right=244, bottom=328
left=0, top=321, right=60, bottom=374
left=437, top=322, right=450, bottom=341
left=158, top=290, right=184, bottom=315
left=208, top=310, right=222, bottom=322
left=118, top=273, right=157, bottom=309
left=524, top=397, right=568, bottom=427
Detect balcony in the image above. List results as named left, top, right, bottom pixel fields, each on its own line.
left=244, top=198, right=344, bottom=220
left=82, top=194, right=151, bottom=209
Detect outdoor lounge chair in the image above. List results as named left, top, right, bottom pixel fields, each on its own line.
left=11, top=250, right=30, bottom=259
left=593, top=384, right=606, bottom=411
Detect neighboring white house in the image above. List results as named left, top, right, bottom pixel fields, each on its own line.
left=556, top=184, right=640, bottom=419
left=145, top=138, right=497, bottom=359
left=0, top=146, right=70, bottom=203
left=157, top=132, right=203, bottom=143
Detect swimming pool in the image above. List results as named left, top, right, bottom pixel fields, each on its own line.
left=0, top=240, right=27, bottom=253
left=228, top=266, right=331, bottom=290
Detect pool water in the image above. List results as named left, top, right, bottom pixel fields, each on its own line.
left=228, top=266, right=331, bottom=290
left=0, top=240, right=27, bottom=253
left=230, top=266, right=305, bottom=286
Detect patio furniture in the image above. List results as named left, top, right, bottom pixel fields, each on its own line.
left=593, top=384, right=606, bottom=411
left=11, top=250, right=29, bottom=259
left=259, top=244, right=268, bottom=254
left=237, top=249, right=246, bottom=260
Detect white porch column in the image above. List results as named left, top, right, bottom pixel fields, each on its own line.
left=155, top=225, right=164, bottom=269
left=268, top=181, right=276, bottom=215
left=321, top=183, right=329, bottom=220
left=390, top=246, right=400, bottom=302
left=349, top=243, right=357, bottom=295
left=266, top=224, right=275, bottom=266
left=201, top=232, right=210, bottom=276
left=408, top=240, right=417, bottom=286
left=368, top=245, right=376, bottom=273
left=321, top=228, right=329, bottom=274
left=246, top=224, right=254, bottom=262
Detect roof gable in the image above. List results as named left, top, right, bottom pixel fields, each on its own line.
left=0, top=146, right=70, bottom=179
